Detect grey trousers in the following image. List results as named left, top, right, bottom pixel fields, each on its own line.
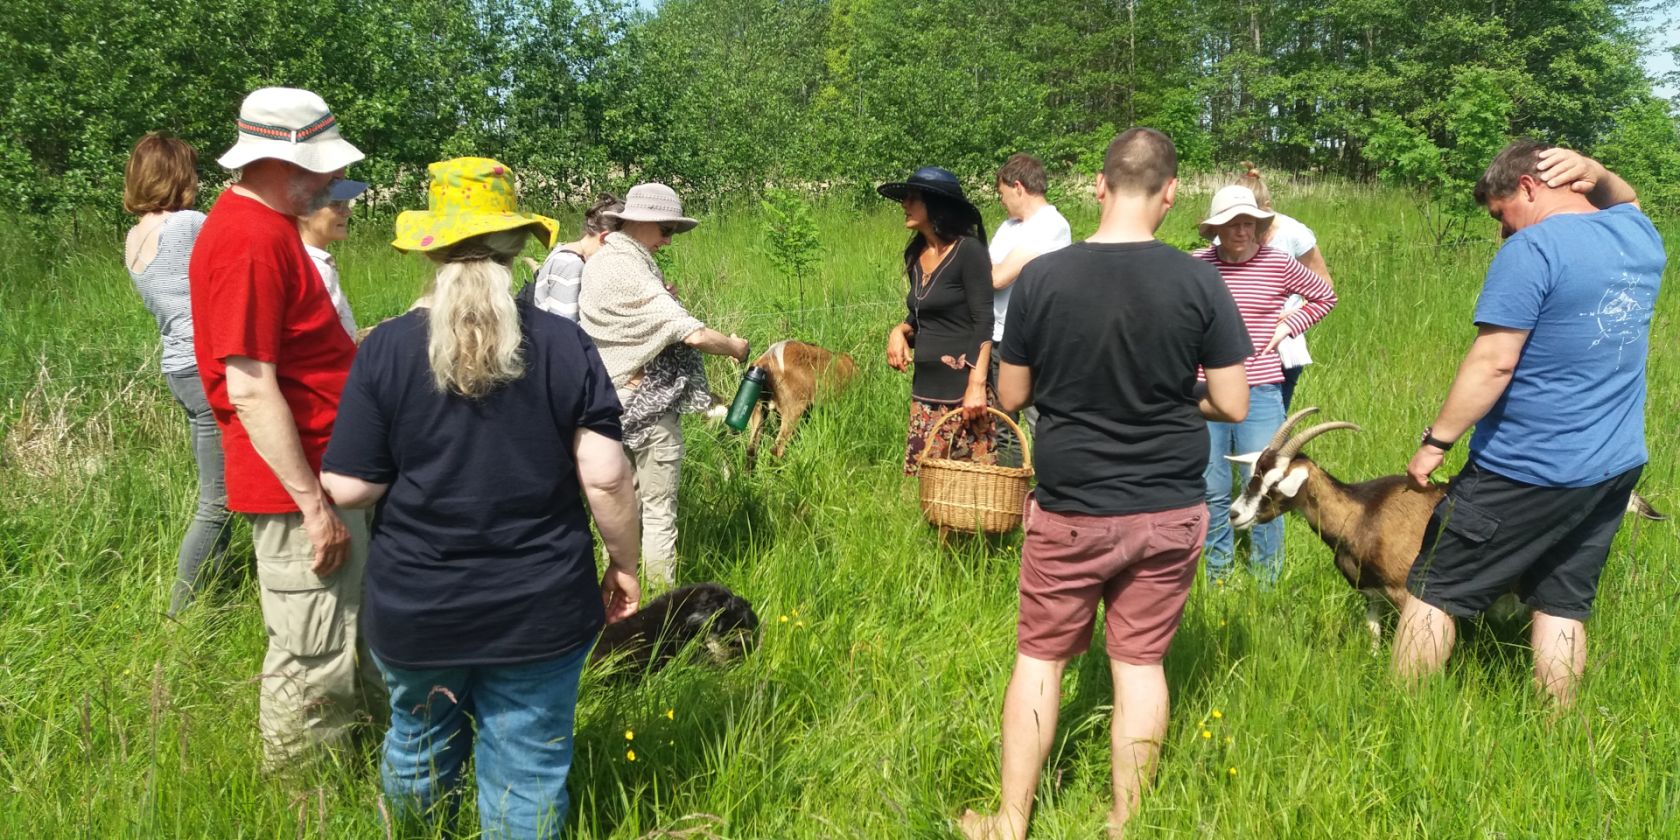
left=164, top=370, right=233, bottom=615
left=988, top=353, right=1036, bottom=468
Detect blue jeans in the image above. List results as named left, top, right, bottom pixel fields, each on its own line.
left=1280, top=365, right=1305, bottom=412
left=1203, top=383, right=1286, bottom=584
left=376, top=645, right=590, bottom=839
left=164, top=370, right=233, bottom=616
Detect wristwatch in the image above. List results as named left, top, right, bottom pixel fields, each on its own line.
left=1420, top=426, right=1456, bottom=451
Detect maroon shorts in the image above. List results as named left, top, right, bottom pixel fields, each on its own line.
left=1017, top=496, right=1207, bottom=665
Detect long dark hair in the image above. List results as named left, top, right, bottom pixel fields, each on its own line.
left=903, top=190, right=988, bottom=272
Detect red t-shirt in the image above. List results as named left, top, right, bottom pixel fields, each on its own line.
left=189, top=189, right=357, bottom=514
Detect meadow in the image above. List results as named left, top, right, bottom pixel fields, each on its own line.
left=2, top=181, right=1677, bottom=838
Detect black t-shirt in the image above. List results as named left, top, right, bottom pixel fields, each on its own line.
left=322, top=301, right=623, bottom=668
left=905, top=236, right=994, bottom=402
left=1001, top=241, right=1252, bottom=515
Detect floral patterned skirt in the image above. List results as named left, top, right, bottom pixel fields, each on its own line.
left=903, top=394, right=998, bottom=475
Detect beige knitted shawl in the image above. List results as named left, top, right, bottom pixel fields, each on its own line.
left=578, top=232, right=704, bottom=387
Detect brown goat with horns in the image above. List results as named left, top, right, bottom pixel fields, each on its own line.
left=1227, top=407, right=1664, bottom=646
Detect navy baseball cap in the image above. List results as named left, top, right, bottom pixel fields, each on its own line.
left=329, top=178, right=368, bottom=201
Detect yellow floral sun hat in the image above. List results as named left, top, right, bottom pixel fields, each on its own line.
left=392, top=157, right=559, bottom=253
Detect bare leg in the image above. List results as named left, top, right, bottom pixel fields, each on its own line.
left=959, top=654, right=1067, bottom=840
left=1392, top=594, right=1457, bottom=685
left=1107, top=661, right=1169, bottom=839
left=1531, top=611, right=1587, bottom=708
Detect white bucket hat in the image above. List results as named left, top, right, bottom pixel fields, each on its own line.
left=1198, top=185, right=1274, bottom=240
left=603, top=183, right=699, bottom=233
left=216, top=87, right=364, bottom=174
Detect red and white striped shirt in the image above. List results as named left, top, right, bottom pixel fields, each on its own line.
left=1192, top=245, right=1336, bottom=385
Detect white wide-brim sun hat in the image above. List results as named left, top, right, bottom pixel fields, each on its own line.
left=602, top=183, right=699, bottom=233
left=1198, top=184, right=1274, bottom=240
left=216, top=87, right=365, bottom=174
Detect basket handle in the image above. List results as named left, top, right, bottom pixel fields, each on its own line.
left=917, top=406, right=1033, bottom=470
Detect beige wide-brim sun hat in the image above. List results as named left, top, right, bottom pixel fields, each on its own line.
left=1198, top=184, right=1275, bottom=240
left=602, top=183, right=699, bottom=233
left=216, top=87, right=365, bottom=174
left=392, top=157, right=559, bottom=253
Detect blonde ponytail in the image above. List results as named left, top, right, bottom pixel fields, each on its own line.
left=424, top=230, right=531, bottom=398
left=1238, top=160, right=1272, bottom=209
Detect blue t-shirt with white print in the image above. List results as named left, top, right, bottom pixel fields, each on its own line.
left=1469, top=203, right=1665, bottom=487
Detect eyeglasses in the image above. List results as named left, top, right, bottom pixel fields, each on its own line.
left=658, top=222, right=678, bottom=237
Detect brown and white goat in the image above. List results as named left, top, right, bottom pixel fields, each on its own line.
left=713, top=340, right=858, bottom=465
left=1227, top=407, right=1664, bottom=646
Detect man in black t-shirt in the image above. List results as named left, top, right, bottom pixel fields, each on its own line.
left=960, top=128, right=1252, bottom=840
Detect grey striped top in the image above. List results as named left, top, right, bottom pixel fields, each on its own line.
left=531, top=246, right=585, bottom=321
left=126, top=210, right=206, bottom=373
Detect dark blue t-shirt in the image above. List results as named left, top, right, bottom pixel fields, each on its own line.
left=323, top=302, right=623, bottom=668
left=1470, top=203, right=1665, bottom=487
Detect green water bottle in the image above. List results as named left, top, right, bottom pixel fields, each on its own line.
left=724, top=366, right=769, bottom=431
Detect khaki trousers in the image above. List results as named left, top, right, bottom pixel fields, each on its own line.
left=619, top=390, right=683, bottom=586
left=249, top=506, right=385, bottom=768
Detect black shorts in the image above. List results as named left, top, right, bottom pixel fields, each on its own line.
left=1406, top=461, right=1643, bottom=621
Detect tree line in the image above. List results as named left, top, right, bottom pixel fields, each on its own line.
left=5, top=0, right=1679, bottom=224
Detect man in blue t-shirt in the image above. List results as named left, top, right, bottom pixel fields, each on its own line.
left=1397, top=141, right=1665, bottom=707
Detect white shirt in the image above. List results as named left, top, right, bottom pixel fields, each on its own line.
left=989, top=203, right=1072, bottom=343
left=1266, top=212, right=1317, bottom=259
left=1268, top=212, right=1318, bottom=369
left=305, top=244, right=358, bottom=339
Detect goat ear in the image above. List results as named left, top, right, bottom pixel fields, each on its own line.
left=1225, top=452, right=1261, bottom=468
left=1277, top=466, right=1309, bottom=498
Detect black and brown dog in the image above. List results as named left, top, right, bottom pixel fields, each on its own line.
left=591, top=583, right=760, bottom=675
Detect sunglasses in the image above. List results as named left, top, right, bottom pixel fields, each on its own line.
left=658, top=222, right=678, bottom=237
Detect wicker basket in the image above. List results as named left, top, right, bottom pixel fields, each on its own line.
left=917, top=407, right=1034, bottom=534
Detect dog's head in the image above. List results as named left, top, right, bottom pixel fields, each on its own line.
left=667, top=583, right=760, bottom=664
left=620, top=583, right=758, bottom=666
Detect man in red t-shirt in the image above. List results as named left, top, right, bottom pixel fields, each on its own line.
left=189, top=87, right=380, bottom=768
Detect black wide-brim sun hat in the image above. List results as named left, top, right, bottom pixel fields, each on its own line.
left=877, top=166, right=981, bottom=219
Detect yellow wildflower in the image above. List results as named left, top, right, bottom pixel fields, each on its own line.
left=1227, top=767, right=1237, bottom=778
left=1200, top=730, right=1212, bottom=739
left=624, top=729, right=634, bottom=741
left=665, top=708, right=675, bottom=720
left=1211, top=709, right=1223, bottom=720
left=779, top=615, right=789, bottom=623
left=627, top=749, right=637, bottom=761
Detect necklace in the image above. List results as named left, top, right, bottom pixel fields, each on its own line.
left=912, top=240, right=957, bottom=303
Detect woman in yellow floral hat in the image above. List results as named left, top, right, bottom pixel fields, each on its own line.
left=322, top=157, right=641, bottom=839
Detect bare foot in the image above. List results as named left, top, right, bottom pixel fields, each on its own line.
left=958, top=809, right=1011, bottom=840
left=1106, top=807, right=1134, bottom=840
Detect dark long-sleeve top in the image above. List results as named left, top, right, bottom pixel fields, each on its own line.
left=904, top=236, right=993, bottom=402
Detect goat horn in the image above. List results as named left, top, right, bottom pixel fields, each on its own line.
left=1265, top=406, right=1320, bottom=452
left=1278, top=421, right=1362, bottom=460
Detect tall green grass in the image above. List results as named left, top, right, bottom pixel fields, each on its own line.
left=2, top=184, right=1677, bottom=837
